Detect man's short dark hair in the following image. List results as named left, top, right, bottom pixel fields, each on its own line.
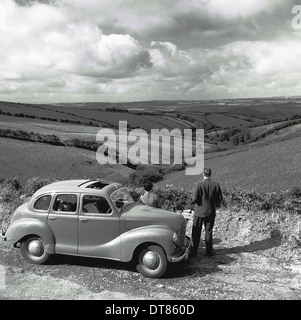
left=203, top=168, right=212, bottom=177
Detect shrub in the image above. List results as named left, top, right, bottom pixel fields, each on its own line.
left=0, top=179, right=21, bottom=206
left=129, top=165, right=164, bottom=186
left=0, top=129, right=63, bottom=146
left=22, top=177, right=56, bottom=196
left=64, top=138, right=101, bottom=151
left=11, top=176, right=21, bottom=190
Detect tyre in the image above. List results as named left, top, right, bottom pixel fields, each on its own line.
left=136, top=245, right=167, bottom=278
left=20, top=236, right=50, bottom=264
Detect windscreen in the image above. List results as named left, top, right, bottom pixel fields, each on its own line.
left=110, top=187, right=134, bottom=211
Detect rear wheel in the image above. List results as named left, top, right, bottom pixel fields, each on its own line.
left=20, top=236, right=50, bottom=264
left=136, top=245, right=167, bottom=278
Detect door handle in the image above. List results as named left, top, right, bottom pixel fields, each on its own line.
left=80, top=218, right=88, bottom=222
left=49, top=216, right=56, bottom=221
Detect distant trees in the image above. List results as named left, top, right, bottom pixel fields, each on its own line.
left=207, top=127, right=251, bottom=146
left=206, top=113, right=301, bottom=146
left=248, top=117, right=301, bottom=143
left=230, top=131, right=251, bottom=145
left=105, top=107, right=129, bottom=112
left=0, top=129, right=107, bottom=151
left=129, top=165, right=164, bottom=186
left=176, top=113, right=217, bottom=131
left=0, top=129, right=63, bottom=146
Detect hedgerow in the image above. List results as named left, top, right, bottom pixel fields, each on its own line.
left=129, top=185, right=301, bottom=214
left=0, top=129, right=63, bottom=146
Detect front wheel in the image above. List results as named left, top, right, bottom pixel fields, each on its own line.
left=20, top=236, right=50, bottom=264
left=136, top=245, right=167, bottom=278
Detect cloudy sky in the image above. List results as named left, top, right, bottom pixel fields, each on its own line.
left=1, top=0, right=301, bottom=103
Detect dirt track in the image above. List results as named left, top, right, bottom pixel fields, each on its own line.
left=1, top=231, right=301, bottom=300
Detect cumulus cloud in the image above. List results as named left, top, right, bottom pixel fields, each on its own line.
left=0, top=0, right=300, bottom=102
left=187, top=34, right=301, bottom=99
left=0, top=0, right=153, bottom=101
left=200, top=0, right=281, bottom=18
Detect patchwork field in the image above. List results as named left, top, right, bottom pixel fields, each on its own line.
left=0, top=114, right=100, bottom=142
left=1, top=97, right=301, bottom=193
left=0, top=102, right=95, bottom=124
left=0, top=102, right=193, bottom=131
left=205, top=113, right=251, bottom=128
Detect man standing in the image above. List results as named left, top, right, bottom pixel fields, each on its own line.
left=190, top=168, right=222, bottom=257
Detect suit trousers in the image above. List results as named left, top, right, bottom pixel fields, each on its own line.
left=191, top=215, right=215, bottom=256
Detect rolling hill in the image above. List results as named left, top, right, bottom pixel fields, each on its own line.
left=0, top=137, right=133, bottom=183
left=1, top=97, right=301, bottom=193
left=158, top=134, right=301, bottom=193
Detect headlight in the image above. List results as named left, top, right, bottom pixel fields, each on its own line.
left=172, top=232, right=179, bottom=243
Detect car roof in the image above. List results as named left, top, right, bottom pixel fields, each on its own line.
left=32, top=179, right=122, bottom=198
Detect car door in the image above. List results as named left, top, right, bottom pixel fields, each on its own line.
left=47, top=193, right=79, bottom=254
left=78, top=193, right=120, bottom=259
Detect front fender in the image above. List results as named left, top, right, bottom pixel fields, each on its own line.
left=119, top=225, right=175, bottom=262
left=5, top=218, right=55, bottom=254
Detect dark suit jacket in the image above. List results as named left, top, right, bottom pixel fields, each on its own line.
left=192, top=178, right=222, bottom=217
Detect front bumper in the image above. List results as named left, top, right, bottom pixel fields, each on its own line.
left=170, top=236, right=191, bottom=263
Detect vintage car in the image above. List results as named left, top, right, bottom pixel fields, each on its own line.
left=0, top=180, right=191, bottom=278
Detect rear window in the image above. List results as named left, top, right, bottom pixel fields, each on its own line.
left=34, top=195, right=52, bottom=211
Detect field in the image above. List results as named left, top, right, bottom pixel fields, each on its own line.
left=0, top=137, right=133, bottom=183
left=0, top=114, right=100, bottom=142
left=205, top=113, right=251, bottom=128
left=1, top=96, right=301, bottom=192
left=0, top=101, right=193, bottom=131
left=159, top=134, right=301, bottom=192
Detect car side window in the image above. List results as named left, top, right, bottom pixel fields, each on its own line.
left=82, top=195, right=112, bottom=214
left=53, top=194, right=77, bottom=213
left=34, top=195, right=52, bottom=211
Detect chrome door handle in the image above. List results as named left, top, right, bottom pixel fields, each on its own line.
left=49, top=217, right=56, bottom=221
left=80, top=218, right=88, bottom=222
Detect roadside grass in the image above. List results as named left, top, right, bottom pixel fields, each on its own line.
left=0, top=177, right=56, bottom=229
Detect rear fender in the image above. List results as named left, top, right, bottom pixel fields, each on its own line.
left=119, top=225, right=175, bottom=262
left=5, top=218, right=55, bottom=254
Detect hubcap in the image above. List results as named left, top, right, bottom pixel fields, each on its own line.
left=142, top=251, right=159, bottom=270
left=28, top=240, right=43, bottom=257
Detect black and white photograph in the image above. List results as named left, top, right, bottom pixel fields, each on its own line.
left=1, top=0, right=301, bottom=304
